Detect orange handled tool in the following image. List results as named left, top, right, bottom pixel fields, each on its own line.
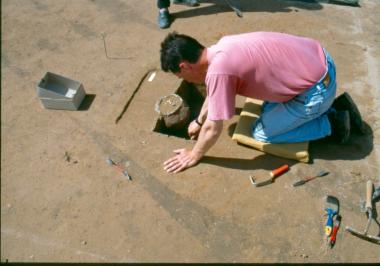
left=251, top=164, right=290, bottom=187
left=270, top=164, right=290, bottom=178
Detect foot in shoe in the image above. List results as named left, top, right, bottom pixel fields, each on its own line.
left=173, top=0, right=200, bottom=7
left=328, top=110, right=351, bottom=144
left=332, top=92, right=365, bottom=134
left=158, top=10, right=170, bottom=29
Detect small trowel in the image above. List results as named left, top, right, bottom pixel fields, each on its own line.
left=250, top=164, right=289, bottom=187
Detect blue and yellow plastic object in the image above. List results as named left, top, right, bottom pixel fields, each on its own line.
left=324, top=195, right=339, bottom=236
left=325, top=208, right=337, bottom=236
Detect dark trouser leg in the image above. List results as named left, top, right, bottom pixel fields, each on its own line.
left=157, top=0, right=171, bottom=29
left=157, top=0, right=170, bottom=9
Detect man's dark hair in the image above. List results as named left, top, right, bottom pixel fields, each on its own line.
left=160, top=32, right=205, bottom=73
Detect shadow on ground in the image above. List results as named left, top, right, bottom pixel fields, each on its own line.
left=310, top=121, right=373, bottom=161
left=202, top=153, right=296, bottom=171
left=78, top=94, right=96, bottom=111
left=172, top=0, right=359, bottom=21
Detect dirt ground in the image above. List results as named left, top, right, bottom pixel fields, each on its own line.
left=1, top=0, right=380, bottom=263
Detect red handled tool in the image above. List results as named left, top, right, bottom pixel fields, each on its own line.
left=329, top=214, right=342, bottom=248
left=106, top=158, right=132, bottom=181
left=293, top=170, right=329, bottom=187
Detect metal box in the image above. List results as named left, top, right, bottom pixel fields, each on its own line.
left=37, top=72, right=86, bottom=110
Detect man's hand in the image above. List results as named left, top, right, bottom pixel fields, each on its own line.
left=163, top=149, right=200, bottom=173
left=188, top=120, right=201, bottom=140
left=164, top=119, right=223, bottom=174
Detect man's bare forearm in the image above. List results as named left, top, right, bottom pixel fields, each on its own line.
left=191, top=119, right=223, bottom=160
left=197, top=96, right=208, bottom=124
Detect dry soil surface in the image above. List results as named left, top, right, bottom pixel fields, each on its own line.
left=1, top=0, right=380, bottom=263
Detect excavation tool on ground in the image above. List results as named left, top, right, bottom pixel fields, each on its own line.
left=293, top=170, right=329, bottom=187
left=329, top=214, right=342, bottom=248
left=324, top=195, right=339, bottom=237
left=106, top=157, right=132, bottom=181
left=345, top=180, right=380, bottom=245
left=249, top=164, right=289, bottom=187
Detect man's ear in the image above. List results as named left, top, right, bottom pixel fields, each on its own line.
left=179, top=61, right=191, bottom=71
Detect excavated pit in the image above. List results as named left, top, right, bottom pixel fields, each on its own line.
left=153, top=81, right=205, bottom=139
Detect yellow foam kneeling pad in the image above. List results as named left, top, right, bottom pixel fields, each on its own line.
left=232, top=98, right=310, bottom=163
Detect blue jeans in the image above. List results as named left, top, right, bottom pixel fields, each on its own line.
left=252, top=49, right=336, bottom=143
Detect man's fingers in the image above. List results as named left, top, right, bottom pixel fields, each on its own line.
left=172, top=157, right=194, bottom=173
left=164, top=164, right=177, bottom=173
left=164, top=157, right=180, bottom=168
left=163, top=149, right=198, bottom=173
left=164, top=157, right=178, bottom=166
left=169, top=161, right=187, bottom=173
left=172, top=165, right=185, bottom=173
left=164, top=160, right=182, bottom=173
left=173, top=159, right=192, bottom=173
left=164, top=162, right=176, bottom=172
left=163, top=155, right=182, bottom=172
left=163, top=155, right=192, bottom=173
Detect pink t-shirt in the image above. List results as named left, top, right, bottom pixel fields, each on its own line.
left=206, top=31, right=327, bottom=121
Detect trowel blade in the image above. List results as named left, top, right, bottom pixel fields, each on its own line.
left=325, top=195, right=340, bottom=213
left=254, top=178, right=273, bottom=187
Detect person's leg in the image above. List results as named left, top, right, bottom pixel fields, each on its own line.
left=173, top=0, right=200, bottom=7
left=157, top=0, right=171, bottom=29
left=157, top=0, right=170, bottom=9
left=252, top=50, right=337, bottom=143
